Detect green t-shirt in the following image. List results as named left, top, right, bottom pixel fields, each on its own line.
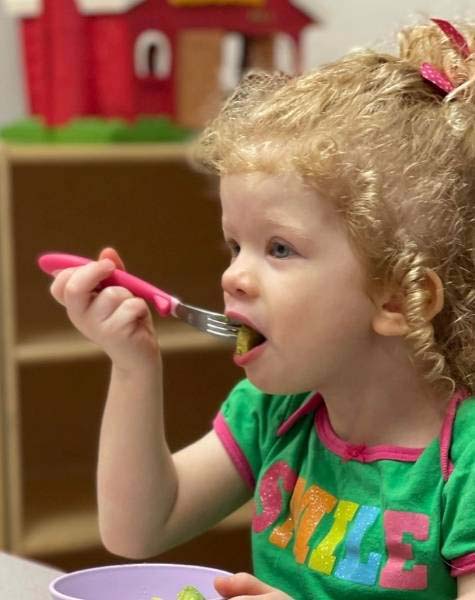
left=213, top=379, right=475, bottom=599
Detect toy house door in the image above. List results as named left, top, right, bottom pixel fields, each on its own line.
left=176, top=30, right=275, bottom=129
left=242, top=35, right=274, bottom=71
left=176, top=30, right=224, bottom=129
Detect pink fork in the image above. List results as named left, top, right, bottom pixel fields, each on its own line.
left=38, top=253, right=239, bottom=341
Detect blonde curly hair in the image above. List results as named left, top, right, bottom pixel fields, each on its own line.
left=192, top=20, right=475, bottom=395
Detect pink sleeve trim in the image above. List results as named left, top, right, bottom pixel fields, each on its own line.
left=450, top=553, right=475, bottom=577
left=440, top=388, right=471, bottom=481
left=213, top=412, right=255, bottom=490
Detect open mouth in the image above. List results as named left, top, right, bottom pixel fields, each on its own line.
left=235, top=324, right=267, bottom=355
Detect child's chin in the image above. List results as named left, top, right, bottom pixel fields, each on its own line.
left=248, top=375, right=306, bottom=396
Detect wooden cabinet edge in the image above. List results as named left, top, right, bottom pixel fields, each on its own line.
left=0, top=143, right=193, bottom=164
left=0, top=140, right=19, bottom=550
left=15, top=326, right=232, bottom=364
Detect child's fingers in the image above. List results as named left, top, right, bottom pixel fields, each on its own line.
left=50, top=266, right=81, bottom=305
left=62, top=259, right=116, bottom=317
left=89, top=286, right=136, bottom=323
left=100, top=296, right=151, bottom=335
left=98, top=247, right=125, bottom=271
left=101, top=297, right=156, bottom=352
left=214, top=572, right=276, bottom=598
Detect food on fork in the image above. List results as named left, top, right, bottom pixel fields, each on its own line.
left=235, top=324, right=265, bottom=355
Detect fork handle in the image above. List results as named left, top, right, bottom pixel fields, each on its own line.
left=38, top=252, right=175, bottom=317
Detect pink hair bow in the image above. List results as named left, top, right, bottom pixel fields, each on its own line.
left=420, top=18, right=471, bottom=95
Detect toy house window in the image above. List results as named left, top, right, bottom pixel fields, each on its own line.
left=219, top=33, right=245, bottom=92
left=219, top=32, right=296, bottom=93
left=273, top=33, right=297, bottom=75
left=135, top=30, right=171, bottom=79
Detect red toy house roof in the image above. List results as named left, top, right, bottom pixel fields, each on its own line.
left=3, top=0, right=316, bottom=22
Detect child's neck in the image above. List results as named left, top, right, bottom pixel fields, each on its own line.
left=319, top=339, right=449, bottom=448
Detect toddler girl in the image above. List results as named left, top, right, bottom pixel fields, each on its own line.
left=50, top=18, right=475, bottom=600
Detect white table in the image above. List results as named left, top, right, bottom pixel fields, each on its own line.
left=0, top=552, right=63, bottom=599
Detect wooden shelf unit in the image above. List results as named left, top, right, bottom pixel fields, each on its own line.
left=0, top=143, right=252, bottom=572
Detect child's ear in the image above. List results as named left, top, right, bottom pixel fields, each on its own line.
left=372, top=269, right=444, bottom=337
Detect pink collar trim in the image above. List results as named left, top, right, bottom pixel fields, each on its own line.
left=276, top=392, right=323, bottom=436
left=316, top=405, right=424, bottom=463
left=276, top=388, right=472, bottom=465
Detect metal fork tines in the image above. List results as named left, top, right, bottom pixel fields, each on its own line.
left=174, top=302, right=240, bottom=340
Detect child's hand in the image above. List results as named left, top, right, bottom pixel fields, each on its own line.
left=214, top=573, right=293, bottom=600
left=50, top=247, right=159, bottom=372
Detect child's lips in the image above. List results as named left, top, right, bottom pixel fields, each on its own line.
left=225, top=310, right=265, bottom=337
left=233, top=340, right=268, bottom=367
left=226, top=310, right=268, bottom=366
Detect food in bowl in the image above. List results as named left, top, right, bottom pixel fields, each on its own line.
left=176, top=586, right=206, bottom=600
left=151, top=585, right=205, bottom=600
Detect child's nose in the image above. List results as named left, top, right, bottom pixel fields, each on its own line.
left=221, top=259, right=258, bottom=298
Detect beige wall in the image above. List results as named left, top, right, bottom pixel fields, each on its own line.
left=0, top=5, right=25, bottom=125
left=302, top=0, right=474, bottom=69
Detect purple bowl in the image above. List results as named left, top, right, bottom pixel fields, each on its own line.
left=49, top=563, right=232, bottom=600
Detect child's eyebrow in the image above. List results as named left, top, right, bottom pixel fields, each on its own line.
left=221, top=216, right=316, bottom=244
left=263, top=218, right=314, bottom=242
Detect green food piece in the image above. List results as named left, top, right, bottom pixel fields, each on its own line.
left=176, top=585, right=206, bottom=600
left=236, top=324, right=262, bottom=355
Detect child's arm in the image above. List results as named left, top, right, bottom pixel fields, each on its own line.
left=457, top=573, right=475, bottom=599
left=50, top=249, right=250, bottom=558
left=98, top=368, right=250, bottom=557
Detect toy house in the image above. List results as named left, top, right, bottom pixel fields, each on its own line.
left=3, top=0, right=317, bottom=129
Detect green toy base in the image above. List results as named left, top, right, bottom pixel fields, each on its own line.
left=0, top=116, right=195, bottom=144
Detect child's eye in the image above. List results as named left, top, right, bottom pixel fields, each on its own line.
left=269, top=240, right=295, bottom=259
left=226, top=239, right=240, bottom=258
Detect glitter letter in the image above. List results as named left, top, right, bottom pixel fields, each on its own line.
left=252, top=460, right=297, bottom=533
left=270, top=478, right=337, bottom=564
left=309, top=499, right=359, bottom=574
left=379, top=510, right=429, bottom=590
left=334, top=505, right=381, bottom=585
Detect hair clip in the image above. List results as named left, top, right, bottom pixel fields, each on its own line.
left=419, top=18, right=471, bottom=95
left=420, top=62, right=455, bottom=94
left=431, top=18, right=470, bottom=58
